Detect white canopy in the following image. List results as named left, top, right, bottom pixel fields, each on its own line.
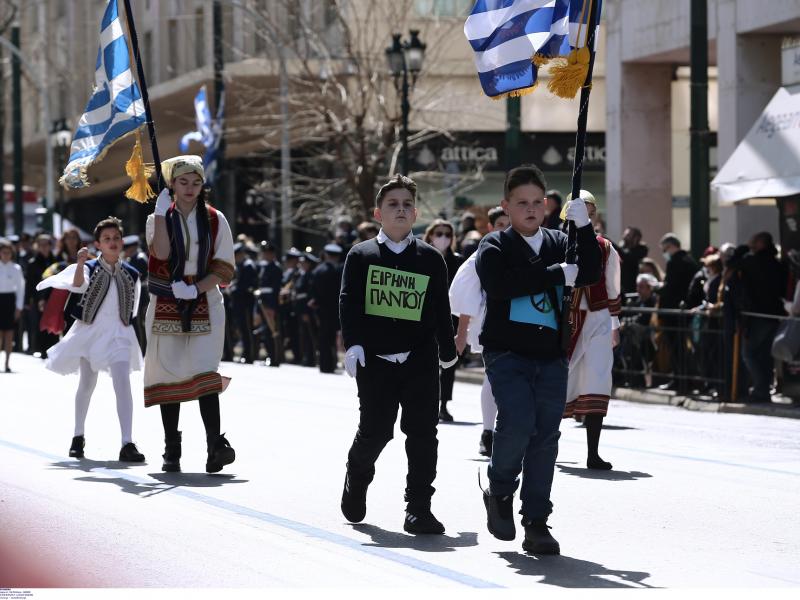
left=712, top=84, right=800, bottom=205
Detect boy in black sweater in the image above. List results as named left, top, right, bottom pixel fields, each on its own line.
left=339, top=174, right=458, bottom=534
left=476, top=165, right=601, bottom=554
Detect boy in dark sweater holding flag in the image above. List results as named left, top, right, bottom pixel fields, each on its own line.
left=477, top=165, right=601, bottom=554
left=339, top=174, right=458, bottom=534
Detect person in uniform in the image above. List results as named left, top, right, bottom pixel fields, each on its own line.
left=256, top=240, right=283, bottom=367
left=144, top=155, right=237, bottom=474
left=560, top=191, right=621, bottom=470
left=280, top=247, right=303, bottom=363
left=231, top=242, right=258, bottom=364
left=123, top=234, right=149, bottom=354
left=294, top=252, right=319, bottom=367
left=310, top=243, right=344, bottom=374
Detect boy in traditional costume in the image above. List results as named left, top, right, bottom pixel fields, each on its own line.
left=561, top=191, right=621, bottom=470
left=476, top=165, right=601, bottom=555
left=37, top=217, right=145, bottom=462
left=144, top=155, right=236, bottom=473
left=339, top=174, right=458, bottom=534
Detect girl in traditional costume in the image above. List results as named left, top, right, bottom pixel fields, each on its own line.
left=36, top=217, right=145, bottom=462
left=145, top=155, right=236, bottom=473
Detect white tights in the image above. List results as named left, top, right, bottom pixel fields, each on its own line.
left=480, top=375, right=497, bottom=431
left=74, top=358, right=133, bottom=446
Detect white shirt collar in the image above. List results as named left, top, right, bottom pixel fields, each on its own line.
left=377, top=228, right=415, bottom=254
left=520, top=228, right=544, bottom=254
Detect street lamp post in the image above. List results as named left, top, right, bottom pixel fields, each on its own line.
left=50, top=118, right=71, bottom=233
left=386, top=30, right=426, bottom=176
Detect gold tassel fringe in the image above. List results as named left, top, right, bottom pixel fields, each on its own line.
left=547, top=46, right=591, bottom=99
left=124, top=130, right=156, bottom=204
left=491, top=81, right=538, bottom=101
left=533, top=53, right=551, bottom=67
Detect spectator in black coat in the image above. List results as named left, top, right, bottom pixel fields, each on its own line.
left=24, top=234, right=57, bottom=357
left=618, top=227, right=648, bottom=295
left=232, top=243, right=259, bottom=364
left=310, top=243, right=344, bottom=373
left=739, top=232, right=787, bottom=403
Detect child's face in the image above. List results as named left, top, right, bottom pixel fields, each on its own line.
left=96, top=227, right=123, bottom=261
left=492, top=215, right=510, bottom=231
left=374, top=188, right=417, bottom=234
left=502, top=183, right=546, bottom=236
left=172, top=173, right=204, bottom=204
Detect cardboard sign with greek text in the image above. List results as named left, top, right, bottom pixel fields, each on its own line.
left=365, top=265, right=430, bottom=321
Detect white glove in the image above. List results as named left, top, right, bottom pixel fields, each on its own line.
left=560, top=262, right=578, bottom=286
left=171, top=280, right=198, bottom=300
left=565, top=199, right=590, bottom=228
left=344, top=345, right=365, bottom=377
left=439, top=356, right=458, bottom=370
left=154, top=187, right=172, bottom=216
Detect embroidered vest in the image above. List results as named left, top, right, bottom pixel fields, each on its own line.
left=148, top=204, right=221, bottom=296
left=571, top=237, right=621, bottom=316
left=66, top=259, right=139, bottom=326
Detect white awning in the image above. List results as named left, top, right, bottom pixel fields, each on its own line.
left=712, top=85, right=800, bottom=205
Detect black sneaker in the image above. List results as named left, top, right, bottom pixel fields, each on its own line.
left=404, top=508, right=445, bottom=535
left=341, top=473, right=368, bottom=523
left=522, top=518, right=560, bottom=555
left=483, top=490, right=516, bottom=541
left=206, top=434, right=236, bottom=473
left=479, top=430, right=493, bottom=457
left=69, top=435, right=85, bottom=458
left=119, top=442, right=145, bottom=462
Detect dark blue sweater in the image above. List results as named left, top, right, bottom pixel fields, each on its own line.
left=476, top=224, right=601, bottom=359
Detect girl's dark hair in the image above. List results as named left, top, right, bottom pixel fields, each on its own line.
left=504, top=165, right=547, bottom=199
left=94, top=216, right=124, bottom=242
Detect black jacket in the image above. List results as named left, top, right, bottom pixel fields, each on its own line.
left=659, top=250, right=699, bottom=309
left=312, top=260, right=343, bottom=321
left=476, top=224, right=601, bottom=358
left=256, top=260, right=282, bottom=309
left=740, top=249, right=787, bottom=316
left=339, top=238, right=456, bottom=361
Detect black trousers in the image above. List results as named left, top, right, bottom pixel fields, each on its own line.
left=317, top=314, right=338, bottom=373
left=234, top=299, right=255, bottom=363
left=346, top=343, right=440, bottom=510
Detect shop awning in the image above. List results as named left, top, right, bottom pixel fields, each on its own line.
left=712, top=84, right=800, bottom=205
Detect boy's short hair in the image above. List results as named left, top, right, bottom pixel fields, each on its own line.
left=504, top=165, right=547, bottom=199
left=375, top=174, right=417, bottom=207
left=94, top=216, right=124, bottom=242
left=487, top=206, right=507, bottom=226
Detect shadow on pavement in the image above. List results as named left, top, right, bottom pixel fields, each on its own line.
left=600, top=425, right=639, bottom=431
left=439, top=420, right=482, bottom=427
left=349, top=523, right=478, bottom=552
left=49, top=460, right=247, bottom=497
left=495, top=551, right=656, bottom=588
left=556, top=464, right=653, bottom=481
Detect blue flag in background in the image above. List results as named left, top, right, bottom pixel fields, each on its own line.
left=180, top=86, right=224, bottom=186
left=464, top=0, right=601, bottom=99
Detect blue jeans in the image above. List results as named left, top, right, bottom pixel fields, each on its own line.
left=483, top=351, right=568, bottom=521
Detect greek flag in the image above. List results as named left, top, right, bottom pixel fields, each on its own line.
left=179, top=86, right=224, bottom=186
left=464, top=0, right=601, bottom=98
left=59, top=0, right=146, bottom=189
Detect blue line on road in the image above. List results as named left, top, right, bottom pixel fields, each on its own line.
left=0, top=437, right=503, bottom=589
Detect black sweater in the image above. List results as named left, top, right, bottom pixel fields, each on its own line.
left=476, top=224, right=601, bottom=359
left=339, top=238, right=457, bottom=361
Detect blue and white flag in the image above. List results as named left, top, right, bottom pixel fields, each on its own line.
left=179, top=86, right=223, bottom=186
left=59, top=0, right=146, bottom=189
left=464, top=0, right=601, bottom=99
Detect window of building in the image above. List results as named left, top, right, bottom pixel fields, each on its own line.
left=414, top=0, right=472, bottom=17
left=167, top=19, right=178, bottom=76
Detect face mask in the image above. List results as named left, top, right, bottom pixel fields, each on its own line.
left=432, top=237, right=451, bottom=252
left=662, top=252, right=671, bottom=261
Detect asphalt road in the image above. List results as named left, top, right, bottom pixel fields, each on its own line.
left=1, top=353, right=799, bottom=589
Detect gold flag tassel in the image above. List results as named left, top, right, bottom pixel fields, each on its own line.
left=547, top=0, right=594, bottom=99
left=124, top=129, right=156, bottom=203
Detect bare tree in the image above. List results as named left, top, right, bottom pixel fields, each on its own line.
left=224, top=0, right=475, bottom=235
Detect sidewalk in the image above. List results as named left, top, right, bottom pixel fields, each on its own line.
left=455, top=367, right=800, bottom=420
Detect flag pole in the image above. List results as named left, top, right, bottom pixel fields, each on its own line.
left=120, top=0, right=164, bottom=191
left=566, top=0, right=601, bottom=263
